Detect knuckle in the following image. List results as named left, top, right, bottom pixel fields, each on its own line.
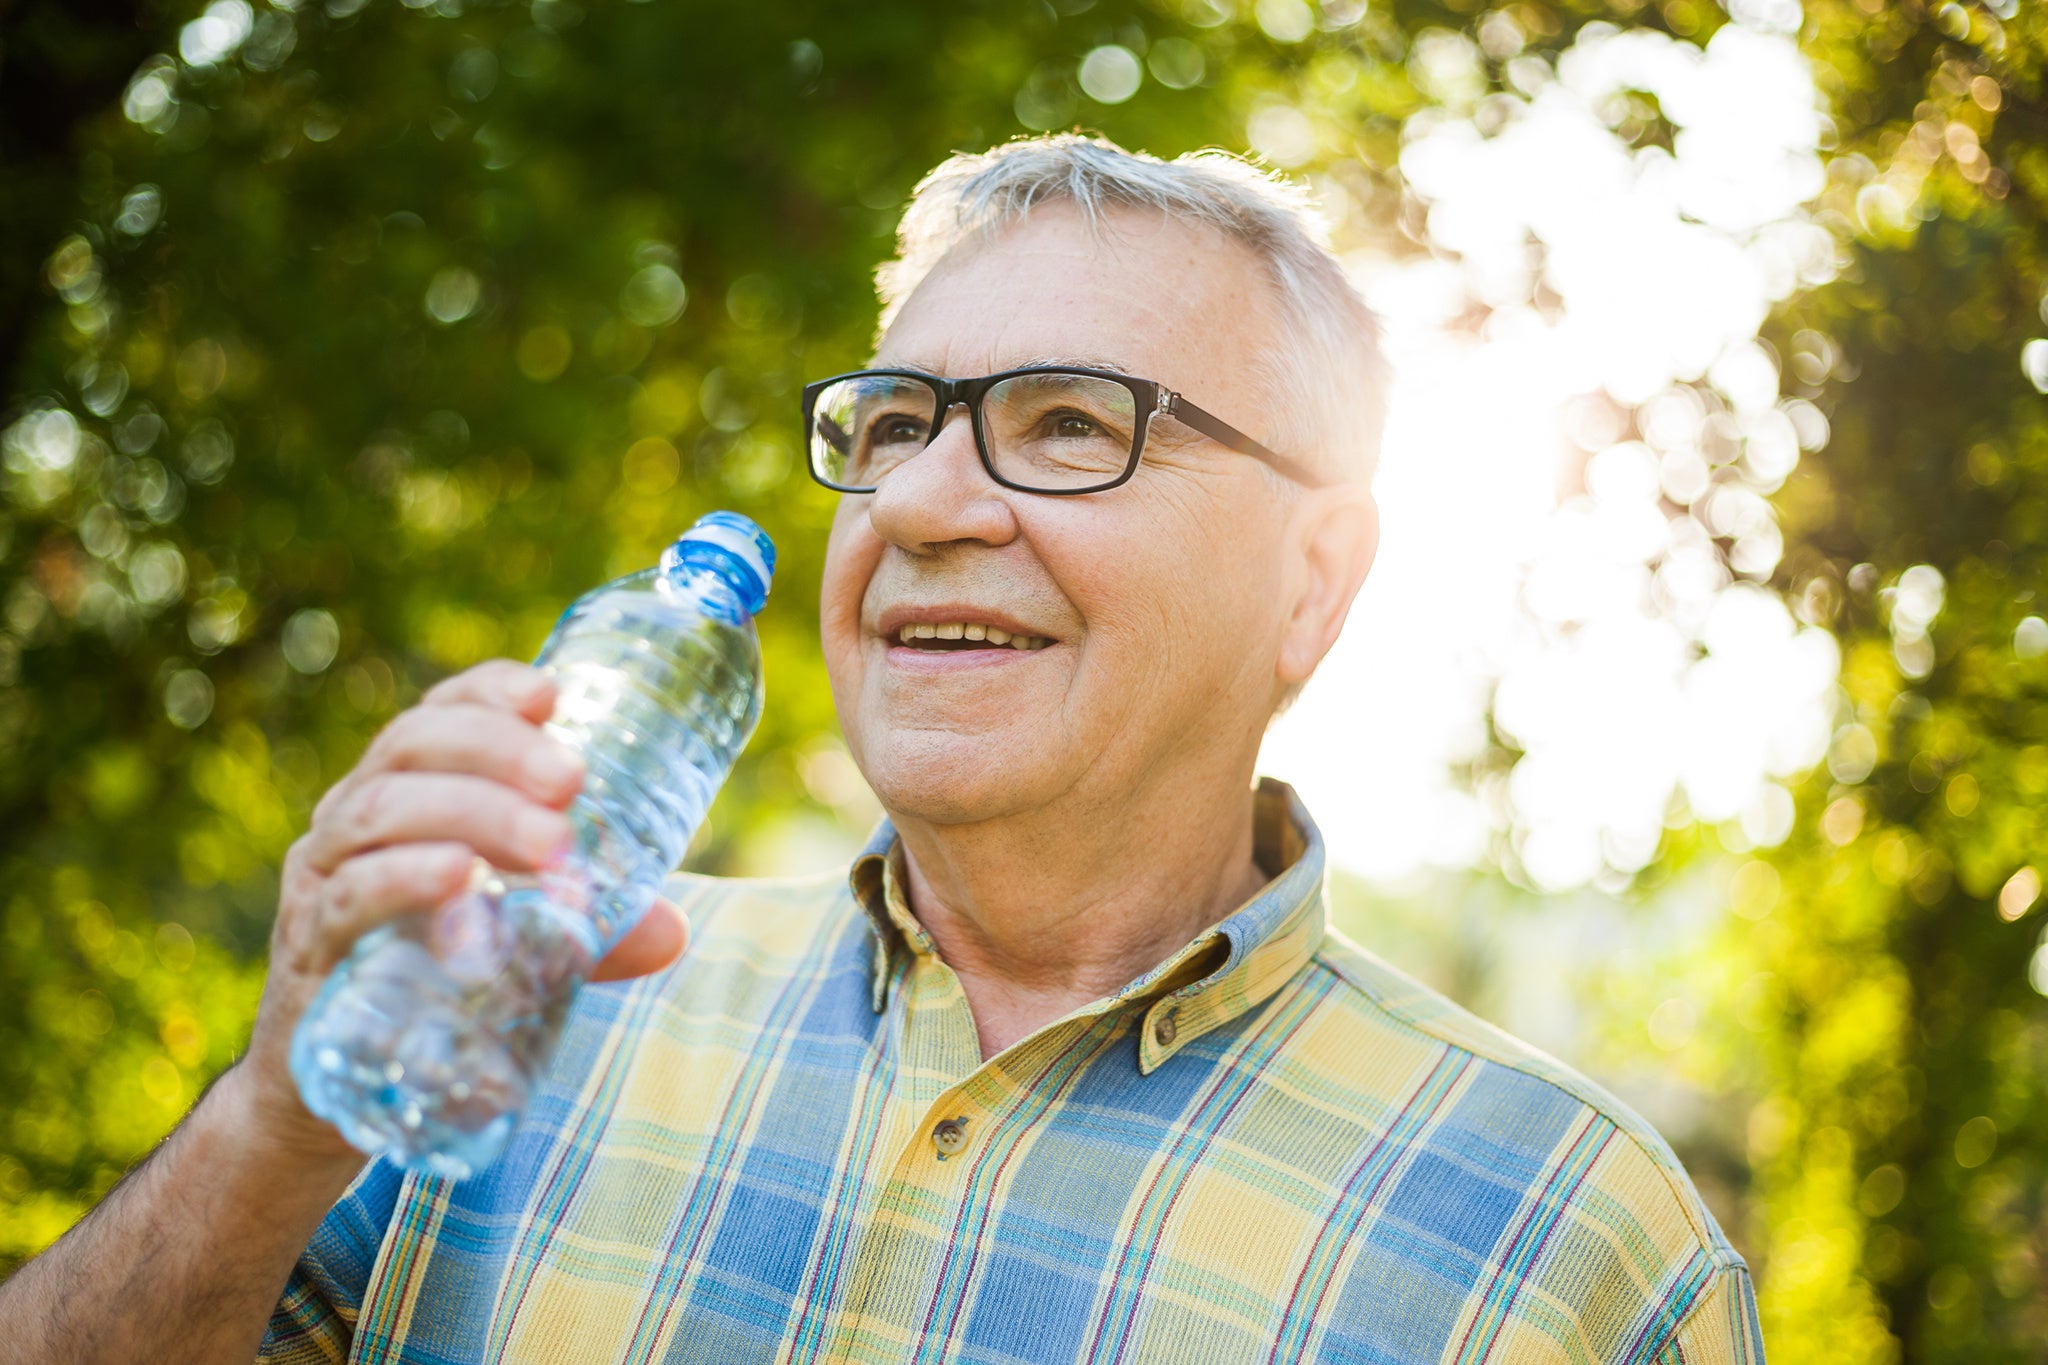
left=364, top=706, right=430, bottom=760
left=366, top=709, right=432, bottom=768
left=345, top=771, right=402, bottom=839
left=417, top=846, right=472, bottom=895
left=470, top=658, right=529, bottom=692
left=322, top=862, right=363, bottom=919
left=281, top=836, right=324, bottom=896
left=424, top=658, right=535, bottom=710
left=311, top=777, right=350, bottom=827
left=422, top=667, right=480, bottom=706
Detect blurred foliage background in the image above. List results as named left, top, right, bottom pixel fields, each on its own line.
left=2, top=0, right=2045, bottom=1358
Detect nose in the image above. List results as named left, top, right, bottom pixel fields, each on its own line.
left=864, top=402, right=1020, bottom=554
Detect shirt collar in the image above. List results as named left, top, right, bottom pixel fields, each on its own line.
left=846, top=777, right=1327, bottom=1070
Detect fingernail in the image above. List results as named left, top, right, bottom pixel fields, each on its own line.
left=513, top=669, right=552, bottom=708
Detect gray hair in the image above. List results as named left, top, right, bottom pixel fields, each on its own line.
left=875, top=134, right=1388, bottom=485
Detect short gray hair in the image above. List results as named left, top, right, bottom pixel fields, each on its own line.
left=875, top=134, right=1388, bottom=484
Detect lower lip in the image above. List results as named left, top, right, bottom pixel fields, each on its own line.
left=883, top=641, right=1055, bottom=671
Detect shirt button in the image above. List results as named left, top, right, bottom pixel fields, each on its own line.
left=1153, top=1009, right=1179, bottom=1048
left=932, top=1117, right=970, bottom=1158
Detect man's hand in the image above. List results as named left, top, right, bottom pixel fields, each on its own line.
left=0, top=659, right=688, bottom=1365
left=233, top=657, right=689, bottom=1157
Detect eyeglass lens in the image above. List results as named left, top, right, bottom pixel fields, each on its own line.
left=808, top=372, right=1140, bottom=491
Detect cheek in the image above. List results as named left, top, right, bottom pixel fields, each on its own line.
left=819, top=508, right=878, bottom=671
left=1057, top=533, right=1200, bottom=666
left=1065, top=502, right=1277, bottom=682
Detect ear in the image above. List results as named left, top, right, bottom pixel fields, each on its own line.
left=1275, top=486, right=1379, bottom=688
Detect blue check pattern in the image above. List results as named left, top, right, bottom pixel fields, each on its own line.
left=261, top=780, right=1763, bottom=1363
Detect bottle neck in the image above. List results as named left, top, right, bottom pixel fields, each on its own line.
left=664, top=537, right=767, bottom=618
left=662, top=562, right=750, bottom=625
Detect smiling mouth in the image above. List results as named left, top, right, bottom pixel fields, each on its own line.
left=893, top=621, right=1054, bottom=652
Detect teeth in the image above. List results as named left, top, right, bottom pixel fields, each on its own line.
left=894, top=621, right=1050, bottom=650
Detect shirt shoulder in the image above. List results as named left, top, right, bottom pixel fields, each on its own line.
left=649, top=865, right=885, bottom=1020
left=1305, top=928, right=1763, bottom=1363
left=660, top=866, right=863, bottom=957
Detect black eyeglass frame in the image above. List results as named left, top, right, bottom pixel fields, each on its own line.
left=800, top=365, right=1328, bottom=496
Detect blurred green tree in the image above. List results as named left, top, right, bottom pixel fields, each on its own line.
left=1733, top=1, right=2048, bottom=1358
left=13, top=3, right=2047, bottom=1360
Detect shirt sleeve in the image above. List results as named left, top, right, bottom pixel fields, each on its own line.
left=255, top=1159, right=406, bottom=1365
left=1652, top=1260, right=1766, bottom=1364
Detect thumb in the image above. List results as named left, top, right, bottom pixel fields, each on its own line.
left=590, top=898, right=689, bottom=982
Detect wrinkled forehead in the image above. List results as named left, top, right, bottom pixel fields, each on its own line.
left=872, top=204, right=1283, bottom=396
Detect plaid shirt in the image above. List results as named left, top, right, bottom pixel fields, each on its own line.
left=262, top=780, right=1762, bottom=1364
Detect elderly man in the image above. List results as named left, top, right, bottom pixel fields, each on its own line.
left=0, top=137, right=1762, bottom=1363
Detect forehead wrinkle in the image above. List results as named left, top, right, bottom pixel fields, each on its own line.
left=863, top=353, right=1140, bottom=379
left=873, top=209, right=1281, bottom=433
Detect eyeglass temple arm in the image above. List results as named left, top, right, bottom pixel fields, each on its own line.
left=1159, top=392, right=1330, bottom=489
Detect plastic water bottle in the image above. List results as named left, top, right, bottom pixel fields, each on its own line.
left=289, top=511, right=776, bottom=1178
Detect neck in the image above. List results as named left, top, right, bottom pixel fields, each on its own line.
left=891, top=760, right=1271, bottom=1059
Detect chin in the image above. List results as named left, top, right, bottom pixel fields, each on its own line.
left=857, top=729, right=1047, bottom=827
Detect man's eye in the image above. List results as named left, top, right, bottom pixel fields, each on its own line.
left=872, top=415, right=928, bottom=445
left=1049, top=411, right=1102, bottom=439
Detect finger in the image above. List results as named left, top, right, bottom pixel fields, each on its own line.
left=303, top=772, right=572, bottom=875
left=422, top=660, right=557, bottom=723
left=360, top=704, right=584, bottom=808
left=312, top=843, right=475, bottom=968
left=313, top=685, right=576, bottom=829
left=590, top=899, right=689, bottom=983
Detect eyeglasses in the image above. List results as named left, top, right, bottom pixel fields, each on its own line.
left=801, top=365, right=1327, bottom=495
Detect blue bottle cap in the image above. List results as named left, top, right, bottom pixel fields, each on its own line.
left=661, top=511, right=776, bottom=615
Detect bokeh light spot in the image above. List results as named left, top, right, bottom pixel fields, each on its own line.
left=425, top=268, right=482, bottom=324
left=2014, top=615, right=2048, bottom=658
left=517, top=325, right=573, bottom=381
left=163, top=669, right=214, bottom=729
left=1647, top=996, right=1698, bottom=1051
left=1247, top=103, right=1316, bottom=167
left=1954, top=1115, right=1998, bottom=1169
left=140, top=1056, right=184, bottom=1108
left=1730, top=859, right=1781, bottom=919
left=619, top=264, right=687, bottom=328
left=1147, top=38, right=1205, bottom=90
left=1945, top=773, right=1979, bottom=819
left=282, top=608, right=340, bottom=674
left=1078, top=46, right=1142, bottom=105
left=621, top=437, right=679, bottom=495
left=1999, top=868, right=2039, bottom=922
left=450, top=46, right=499, bottom=103
left=180, top=419, right=234, bottom=485
left=2023, top=339, right=2048, bottom=393
left=179, top=0, right=253, bottom=68
left=1255, top=0, right=1314, bottom=43
left=1858, top=1164, right=1906, bottom=1217
left=1820, top=796, right=1864, bottom=846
